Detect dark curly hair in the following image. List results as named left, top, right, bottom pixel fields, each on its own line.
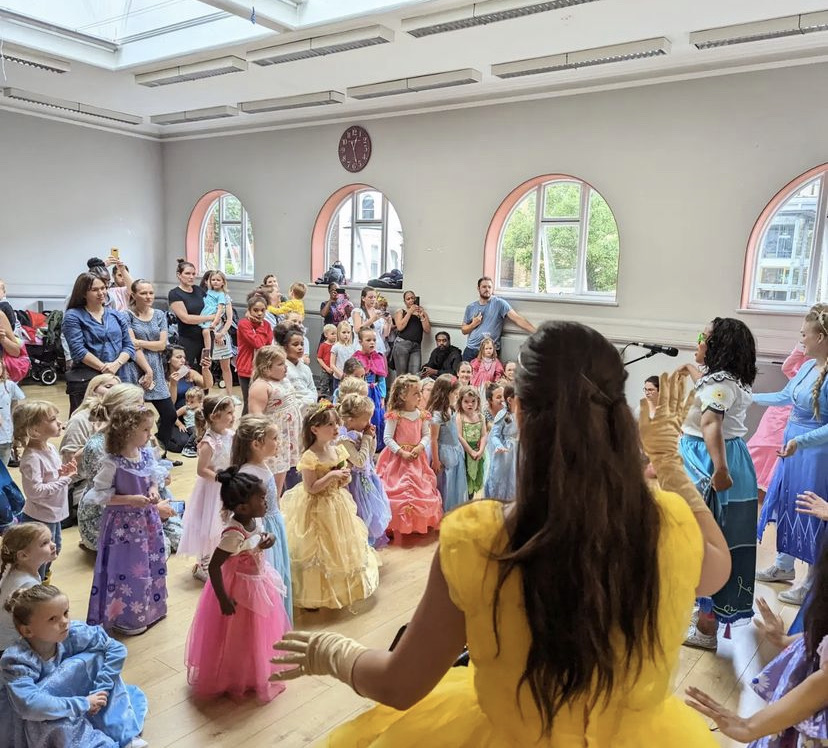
left=702, top=317, right=757, bottom=386
left=215, top=467, right=264, bottom=512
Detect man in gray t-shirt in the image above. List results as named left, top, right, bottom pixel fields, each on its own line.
left=460, top=277, right=535, bottom=361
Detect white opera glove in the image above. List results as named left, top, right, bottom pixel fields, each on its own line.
left=270, top=631, right=367, bottom=687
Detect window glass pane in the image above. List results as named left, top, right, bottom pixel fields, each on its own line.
left=221, top=224, right=243, bottom=277
left=354, top=226, right=383, bottom=283
left=386, top=203, right=403, bottom=272
left=357, top=191, right=382, bottom=221
left=541, top=225, right=579, bottom=293
left=544, top=181, right=581, bottom=219
left=201, top=200, right=221, bottom=272
left=586, top=190, right=620, bottom=293
left=245, top=215, right=255, bottom=276
left=222, top=194, right=242, bottom=222
left=499, top=191, right=536, bottom=290
left=328, top=200, right=352, bottom=278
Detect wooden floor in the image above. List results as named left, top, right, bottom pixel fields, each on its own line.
left=11, top=383, right=806, bottom=747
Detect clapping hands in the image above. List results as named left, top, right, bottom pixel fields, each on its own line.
left=58, top=460, right=77, bottom=478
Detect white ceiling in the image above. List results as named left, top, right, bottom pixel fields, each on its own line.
left=2, top=0, right=828, bottom=138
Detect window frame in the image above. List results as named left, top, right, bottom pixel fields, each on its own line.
left=494, top=177, right=619, bottom=302
left=199, top=192, right=255, bottom=281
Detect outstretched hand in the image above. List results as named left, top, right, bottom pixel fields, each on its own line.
left=685, top=686, right=756, bottom=741
left=638, top=371, right=694, bottom=457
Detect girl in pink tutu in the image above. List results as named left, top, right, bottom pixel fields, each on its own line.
left=185, top=467, right=290, bottom=702
left=178, top=395, right=236, bottom=582
left=376, top=374, right=442, bottom=537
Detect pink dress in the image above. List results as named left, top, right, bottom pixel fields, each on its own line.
left=747, top=347, right=809, bottom=490
left=185, top=517, right=289, bottom=701
left=376, top=412, right=442, bottom=535
left=262, top=378, right=302, bottom=473
left=471, top=357, right=504, bottom=387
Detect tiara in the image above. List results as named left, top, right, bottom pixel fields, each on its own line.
left=313, top=399, right=335, bottom=415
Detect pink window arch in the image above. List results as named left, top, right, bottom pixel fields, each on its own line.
left=186, top=189, right=255, bottom=279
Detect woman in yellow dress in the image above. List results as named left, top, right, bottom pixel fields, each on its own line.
left=272, top=322, right=731, bottom=746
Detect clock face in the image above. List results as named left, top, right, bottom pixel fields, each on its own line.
left=338, top=125, right=371, bottom=173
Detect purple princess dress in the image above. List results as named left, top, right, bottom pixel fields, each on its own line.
left=86, top=446, right=168, bottom=634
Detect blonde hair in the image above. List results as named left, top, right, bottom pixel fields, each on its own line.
left=251, top=345, right=287, bottom=383
left=323, top=323, right=337, bottom=337
left=105, top=405, right=155, bottom=455
left=336, top=321, right=353, bottom=343
left=4, top=584, right=64, bottom=630
left=289, top=282, right=307, bottom=300
left=12, top=401, right=58, bottom=447
left=231, top=414, right=278, bottom=466
left=1, top=522, right=51, bottom=579
left=476, top=336, right=499, bottom=360
left=387, top=374, right=421, bottom=414
left=338, top=393, right=374, bottom=422
left=75, top=374, right=121, bottom=414
left=89, top=383, right=144, bottom=424
left=338, top=376, right=368, bottom=399
left=807, top=303, right=828, bottom=419
left=185, top=386, right=204, bottom=403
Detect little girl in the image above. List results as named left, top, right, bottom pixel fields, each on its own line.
left=13, top=401, right=77, bottom=579
left=484, top=384, right=518, bottom=501
left=236, top=294, right=273, bottom=412
left=200, top=271, right=235, bottom=400
left=316, top=323, right=338, bottom=397
left=0, top=522, right=55, bottom=652
left=428, top=374, right=469, bottom=512
left=457, top=361, right=473, bottom=387
left=354, top=327, right=387, bottom=447
left=85, top=406, right=167, bottom=635
left=185, top=468, right=290, bottom=702
left=471, top=336, right=504, bottom=388
left=234, top=414, right=293, bottom=620
left=247, top=345, right=302, bottom=495
left=0, top=358, right=24, bottom=466
left=280, top=402, right=379, bottom=609
left=376, top=374, right=442, bottom=536
left=456, top=385, right=488, bottom=500
left=179, top=395, right=236, bottom=581
left=332, top=359, right=367, bottom=403
left=419, top=377, right=435, bottom=412
left=337, top=393, right=392, bottom=548
left=1, top=585, right=148, bottom=747
left=330, top=321, right=359, bottom=387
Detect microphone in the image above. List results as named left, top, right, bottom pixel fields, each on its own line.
left=634, top=342, right=679, bottom=357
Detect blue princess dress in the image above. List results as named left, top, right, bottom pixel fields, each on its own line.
left=483, top=409, right=517, bottom=501
left=0, top=621, right=147, bottom=748
left=431, top=412, right=469, bottom=512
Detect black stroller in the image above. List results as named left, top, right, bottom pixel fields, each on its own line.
left=17, top=310, right=65, bottom=386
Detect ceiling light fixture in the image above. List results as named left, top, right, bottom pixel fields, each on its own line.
left=150, top=105, right=238, bottom=125
left=240, top=90, right=345, bottom=113
left=690, top=11, right=828, bottom=49
left=492, top=37, right=670, bottom=78
left=0, top=44, right=71, bottom=74
left=135, top=56, right=247, bottom=87
left=347, top=68, right=482, bottom=99
left=1, top=87, right=142, bottom=124
left=249, top=25, right=393, bottom=66
left=402, top=0, right=599, bottom=38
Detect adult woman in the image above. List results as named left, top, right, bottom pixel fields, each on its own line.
left=275, top=324, right=317, bottom=415
left=678, top=318, right=758, bottom=650
left=352, top=287, right=391, bottom=357
left=272, top=322, right=729, bottom=747
left=634, top=375, right=660, bottom=421
left=754, top=304, right=828, bottom=606
left=0, top=309, right=22, bottom=360
left=119, top=279, right=177, bottom=451
left=320, top=282, right=354, bottom=332
left=85, top=256, right=133, bottom=312
left=393, top=291, right=431, bottom=375
left=166, top=345, right=213, bottom=411
left=168, top=258, right=212, bottom=367
left=62, top=272, right=137, bottom=414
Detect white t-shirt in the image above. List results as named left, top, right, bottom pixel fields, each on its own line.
left=0, top=569, right=40, bottom=650
left=0, top=379, right=25, bottom=444
left=682, top=372, right=752, bottom=440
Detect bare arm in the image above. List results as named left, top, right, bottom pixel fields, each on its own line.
left=196, top=442, right=216, bottom=481
left=207, top=548, right=235, bottom=615
left=456, top=414, right=475, bottom=457
left=460, top=317, right=479, bottom=336
left=506, top=308, right=535, bottom=334
left=169, top=300, right=212, bottom=326
left=420, top=308, right=431, bottom=335
left=218, top=300, right=233, bottom=336
left=394, top=308, right=411, bottom=331
left=700, top=409, right=731, bottom=491
left=246, top=381, right=269, bottom=415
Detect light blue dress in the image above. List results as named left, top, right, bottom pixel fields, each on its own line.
left=199, top=289, right=228, bottom=329
left=0, top=621, right=147, bottom=748
left=432, top=411, right=468, bottom=512
left=483, top=408, right=517, bottom=501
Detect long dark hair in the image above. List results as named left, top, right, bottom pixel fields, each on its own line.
left=805, top=539, right=828, bottom=661
left=66, top=272, right=104, bottom=310
left=493, top=321, right=662, bottom=735
left=703, top=317, right=757, bottom=386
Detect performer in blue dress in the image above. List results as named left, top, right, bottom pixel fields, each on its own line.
left=427, top=375, right=469, bottom=512
left=483, top=384, right=518, bottom=501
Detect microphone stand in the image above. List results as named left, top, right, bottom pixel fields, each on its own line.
left=621, top=343, right=659, bottom=368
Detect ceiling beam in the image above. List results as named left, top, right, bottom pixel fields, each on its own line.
left=194, top=0, right=298, bottom=32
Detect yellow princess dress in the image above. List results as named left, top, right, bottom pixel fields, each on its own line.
left=281, top=445, right=380, bottom=609
left=325, top=490, right=718, bottom=747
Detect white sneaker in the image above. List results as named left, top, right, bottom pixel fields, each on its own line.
left=192, top=564, right=208, bottom=583
left=128, top=739, right=149, bottom=748
left=779, top=585, right=808, bottom=606
left=755, top=565, right=796, bottom=583
left=683, top=625, right=718, bottom=651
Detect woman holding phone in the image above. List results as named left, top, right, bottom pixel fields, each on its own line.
left=319, top=282, right=354, bottom=332
left=393, top=290, right=431, bottom=375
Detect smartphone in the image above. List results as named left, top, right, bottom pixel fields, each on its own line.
left=179, top=365, right=191, bottom=377
left=414, top=296, right=420, bottom=306
left=336, top=288, right=346, bottom=295
left=109, top=247, right=119, bottom=260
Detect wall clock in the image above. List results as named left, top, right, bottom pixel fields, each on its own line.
left=338, top=125, right=371, bottom=173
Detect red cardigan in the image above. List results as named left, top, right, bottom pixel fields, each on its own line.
left=236, top=318, right=273, bottom=377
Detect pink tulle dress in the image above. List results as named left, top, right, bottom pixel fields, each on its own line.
left=747, top=347, right=809, bottom=490
left=376, top=411, right=442, bottom=535
left=185, top=517, right=290, bottom=702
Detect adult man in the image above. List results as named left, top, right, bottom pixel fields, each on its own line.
left=460, top=276, right=535, bottom=361
left=422, top=331, right=462, bottom=378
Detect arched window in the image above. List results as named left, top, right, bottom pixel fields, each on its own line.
left=200, top=191, right=255, bottom=279
left=744, top=165, right=828, bottom=310
left=493, top=176, right=620, bottom=300
left=326, top=188, right=403, bottom=285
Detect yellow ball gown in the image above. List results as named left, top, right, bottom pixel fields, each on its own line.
left=324, top=490, right=718, bottom=747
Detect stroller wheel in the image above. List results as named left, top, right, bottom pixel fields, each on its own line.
left=30, top=368, right=42, bottom=382
left=41, top=368, right=58, bottom=386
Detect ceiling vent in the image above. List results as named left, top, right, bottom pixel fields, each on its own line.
left=249, top=25, right=393, bottom=66
left=402, top=0, right=599, bottom=38
left=1, top=87, right=141, bottom=125
left=240, top=90, right=345, bottom=113
left=0, top=44, right=70, bottom=73
left=135, top=56, right=247, bottom=87
left=347, top=68, right=481, bottom=99
left=690, top=11, right=828, bottom=49
left=150, top=105, right=238, bottom=125
left=492, top=37, right=671, bottom=78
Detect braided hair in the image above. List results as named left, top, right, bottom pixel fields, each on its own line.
left=806, top=304, right=828, bottom=419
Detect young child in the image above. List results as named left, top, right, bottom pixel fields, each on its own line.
left=234, top=414, right=293, bottom=620
left=457, top=361, right=473, bottom=387
left=337, top=376, right=369, bottom=400
left=269, top=282, right=307, bottom=320
left=13, top=401, right=77, bottom=580
left=456, top=384, right=488, bottom=500
left=185, top=468, right=290, bottom=702
left=376, top=375, right=442, bottom=537
left=483, top=383, right=518, bottom=501
left=428, top=374, right=469, bottom=512
left=280, top=402, right=379, bottom=609
left=471, top=336, right=504, bottom=388
left=317, top=324, right=338, bottom=396
left=179, top=395, right=236, bottom=581
left=0, top=358, right=24, bottom=466
left=330, top=321, right=359, bottom=387
left=247, top=346, right=302, bottom=495
left=199, top=270, right=230, bottom=353
left=337, top=393, right=392, bottom=548
left=354, top=327, right=387, bottom=449
left=332, top=359, right=367, bottom=403
left=84, top=406, right=167, bottom=635
left=175, top=386, right=203, bottom=458
left=0, top=522, right=55, bottom=652
left=236, top=294, right=273, bottom=412
left=201, top=271, right=236, bottom=400
left=1, top=584, right=148, bottom=748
